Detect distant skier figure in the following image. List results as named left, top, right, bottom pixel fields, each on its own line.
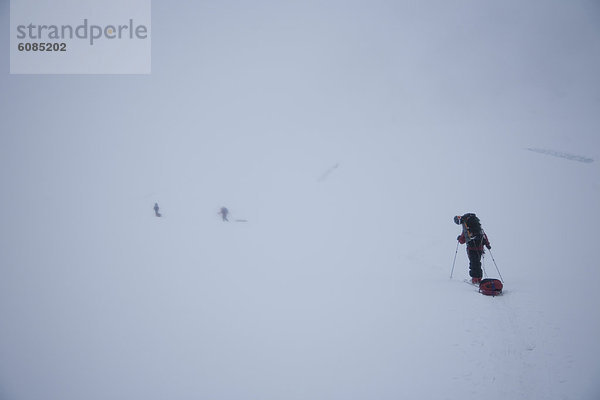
left=454, top=213, right=491, bottom=284
left=154, top=202, right=162, bottom=217
left=219, top=206, right=229, bottom=222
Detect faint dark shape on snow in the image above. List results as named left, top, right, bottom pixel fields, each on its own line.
left=526, top=148, right=594, bottom=163
left=318, top=163, right=340, bottom=182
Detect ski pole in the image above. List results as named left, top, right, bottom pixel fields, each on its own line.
left=487, top=248, right=504, bottom=283
left=450, top=240, right=459, bottom=279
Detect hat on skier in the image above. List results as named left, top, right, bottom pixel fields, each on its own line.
left=454, top=215, right=462, bottom=225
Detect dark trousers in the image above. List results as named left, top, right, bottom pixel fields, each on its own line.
left=467, top=247, right=483, bottom=279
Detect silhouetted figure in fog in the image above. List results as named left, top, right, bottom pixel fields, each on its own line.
left=219, top=207, right=229, bottom=222
left=154, top=202, right=162, bottom=217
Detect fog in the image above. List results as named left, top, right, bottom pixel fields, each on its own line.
left=1, top=1, right=599, bottom=399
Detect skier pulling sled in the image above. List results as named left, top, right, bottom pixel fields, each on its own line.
left=452, top=213, right=504, bottom=296
left=218, top=207, right=248, bottom=223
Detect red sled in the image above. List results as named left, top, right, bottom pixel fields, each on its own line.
left=479, top=278, right=503, bottom=296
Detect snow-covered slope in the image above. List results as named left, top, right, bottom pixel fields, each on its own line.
left=1, top=1, right=600, bottom=399
left=1, top=135, right=598, bottom=400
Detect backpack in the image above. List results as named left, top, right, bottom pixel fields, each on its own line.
left=479, top=278, right=503, bottom=296
left=462, top=213, right=483, bottom=239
